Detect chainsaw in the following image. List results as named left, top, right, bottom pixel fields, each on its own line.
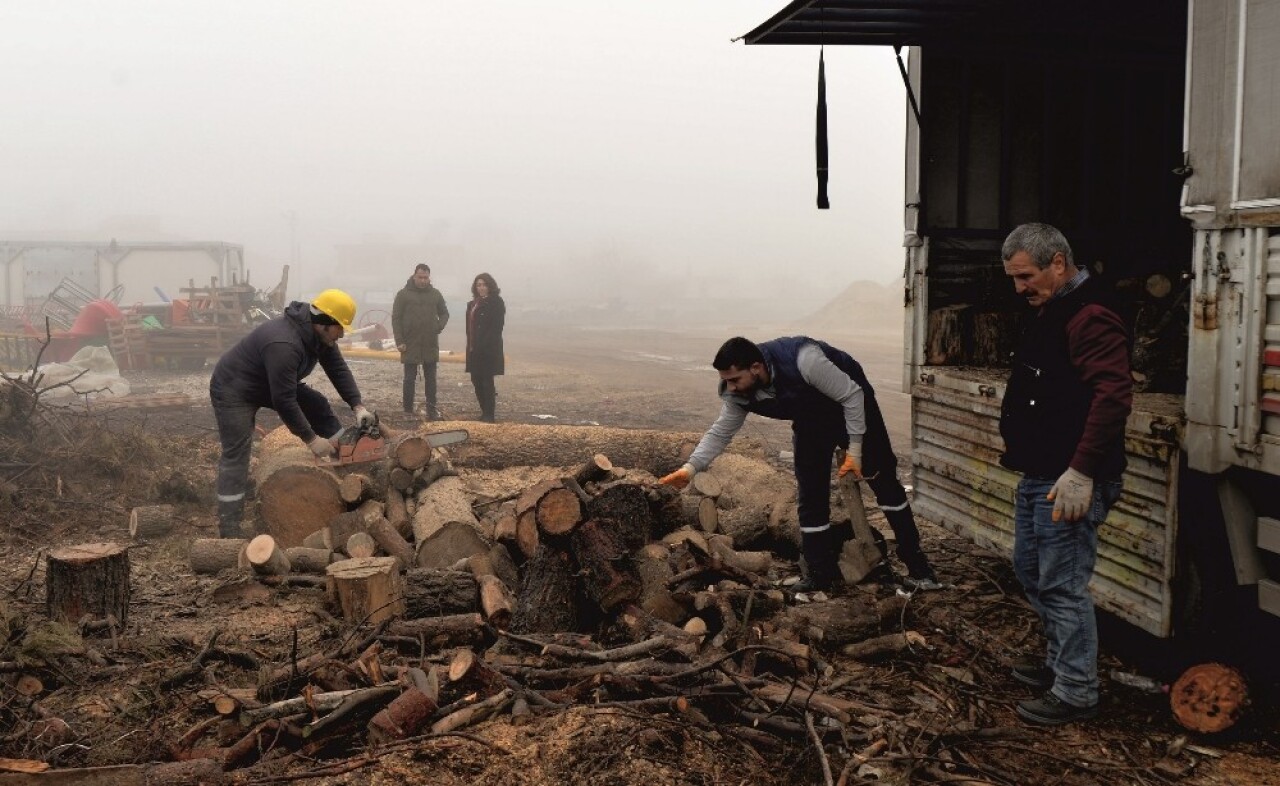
left=319, top=412, right=470, bottom=467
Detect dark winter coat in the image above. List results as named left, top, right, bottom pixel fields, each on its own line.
left=391, top=278, right=450, bottom=365
left=465, top=295, right=505, bottom=377
left=209, top=301, right=362, bottom=442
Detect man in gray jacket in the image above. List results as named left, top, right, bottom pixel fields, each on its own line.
left=392, top=263, right=450, bottom=419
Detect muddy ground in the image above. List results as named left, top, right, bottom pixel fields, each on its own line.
left=1, top=319, right=1278, bottom=785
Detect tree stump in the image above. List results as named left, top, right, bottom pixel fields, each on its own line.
left=46, top=543, right=130, bottom=625
left=189, top=538, right=250, bottom=574
left=129, top=505, right=175, bottom=539
left=326, top=557, right=405, bottom=624
left=512, top=546, right=580, bottom=634
left=254, top=427, right=345, bottom=548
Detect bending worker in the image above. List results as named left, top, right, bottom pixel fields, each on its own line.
left=661, top=336, right=939, bottom=592
left=208, top=290, right=374, bottom=538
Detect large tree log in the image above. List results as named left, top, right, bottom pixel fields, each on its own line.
left=401, top=568, right=479, bottom=617
left=436, top=422, right=758, bottom=475
left=326, top=557, right=405, bottom=624
left=587, top=483, right=654, bottom=550
left=129, top=505, right=175, bottom=539
left=570, top=519, right=640, bottom=612
left=413, top=476, right=490, bottom=569
left=511, top=546, right=580, bottom=634
left=46, top=543, right=130, bottom=626
left=716, top=505, right=773, bottom=551
left=190, top=538, right=249, bottom=574
left=254, top=427, right=345, bottom=548
left=384, top=613, right=485, bottom=646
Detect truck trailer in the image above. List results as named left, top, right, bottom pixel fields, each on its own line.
left=743, top=0, right=1280, bottom=656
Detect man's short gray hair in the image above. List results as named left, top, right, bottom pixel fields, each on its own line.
left=1001, top=223, right=1073, bottom=269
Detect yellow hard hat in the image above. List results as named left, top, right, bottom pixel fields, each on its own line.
left=311, top=289, right=356, bottom=330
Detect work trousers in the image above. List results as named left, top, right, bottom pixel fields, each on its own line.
left=403, top=362, right=438, bottom=413
left=791, top=418, right=926, bottom=580
left=210, top=383, right=341, bottom=537
left=1012, top=475, right=1122, bottom=708
left=471, top=372, right=496, bottom=422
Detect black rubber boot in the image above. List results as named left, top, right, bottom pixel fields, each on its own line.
left=795, top=527, right=839, bottom=592
left=217, top=499, right=245, bottom=539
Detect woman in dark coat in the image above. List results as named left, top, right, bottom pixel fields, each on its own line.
left=465, top=273, right=505, bottom=423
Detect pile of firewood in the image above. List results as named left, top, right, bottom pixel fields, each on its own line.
left=158, top=424, right=921, bottom=772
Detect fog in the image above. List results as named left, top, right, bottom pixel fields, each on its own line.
left=0, top=2, right=907, bottom=322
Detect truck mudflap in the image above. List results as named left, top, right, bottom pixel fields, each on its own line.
left=910, top=372, right=1184, bottom=637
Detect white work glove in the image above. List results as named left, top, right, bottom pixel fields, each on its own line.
left=1047, top=467, right=1093, bottom=523
left=309, top=435, right=336, bottom=459
left=838, top=443, right=863, bottom=478
left=659, top=463, right=696, bottom=490
left=396, top=343, right=407, bottom=352
left=353, top=405, right=376, bottom=428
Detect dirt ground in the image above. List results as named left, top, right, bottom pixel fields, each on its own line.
left=2, top=319, right=1278, bottom=785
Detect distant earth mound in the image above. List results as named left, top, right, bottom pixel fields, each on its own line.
left=800, top=278, right=904, bottom=333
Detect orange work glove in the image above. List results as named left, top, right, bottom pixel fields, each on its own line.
left=658, top=463, right=695, bottom=490
left=838, top=444, right=863, bottom=479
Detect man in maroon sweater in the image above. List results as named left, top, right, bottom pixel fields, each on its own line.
left=999, top=223, right=1132, bottom=725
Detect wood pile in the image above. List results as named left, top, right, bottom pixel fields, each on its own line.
left=139, top=423, right=943, bottom=774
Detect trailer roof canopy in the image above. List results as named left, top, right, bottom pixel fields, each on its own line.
left=740, top=0, right=1004, bottom=47
left=739, top=0, right=1182, bottom=52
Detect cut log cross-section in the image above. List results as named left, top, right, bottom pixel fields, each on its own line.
left=476, top=574, right=515, bottom=630
left=393, top=434, right=433, bottom=471
left=129, top=505, right=175, bottom=539
left=413, top=475, right=492, bottom=569
left=190, top=538, right=249, bottom=574
left=367, top=685, right=437, bottom=744
left=339, top=473, right=374, bottom=505
left=327, top=557, right=406, bottom=624
left=573, top=453, right=614, bottom=486
left=46, top=543, right=130, bottom=626
left=535, top=485, right=584, bottom=537
left=245, top=535, right=293, bottom=575
left=254, top=427, right=345, bottom=548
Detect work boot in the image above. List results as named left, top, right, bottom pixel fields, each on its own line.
left=795, top=527, right=839, bottom=593
left=426, top=404, right=443, bottom=422
left=1016, top=692, right=1097, bottom=726
left=900, top=550, right=943, bottom=591
left=1011, top=659, right=1055, bottom=691
left=216, top=498, right=245, bottom=539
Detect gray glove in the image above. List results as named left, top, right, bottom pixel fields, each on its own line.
left=309, top=435, right=336, bottom=459
left=1048, top=467, right=1093, bottom=522
left=353, top=405, right=376, bottom=428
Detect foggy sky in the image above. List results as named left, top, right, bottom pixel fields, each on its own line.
left=0, top=2, right=907, bottom=310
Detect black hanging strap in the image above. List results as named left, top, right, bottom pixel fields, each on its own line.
left=815, top=47, right=830, bottom=210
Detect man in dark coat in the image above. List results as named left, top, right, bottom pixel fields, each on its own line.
left=1000, top=223, right=1131, bottom=726
left=208, top=289, right=371, bottom=537
left=392, top=263, right=450, bottom=419
left=660, top=336, right=939, bottom=593
left=465, top=272, right=505, bottom=422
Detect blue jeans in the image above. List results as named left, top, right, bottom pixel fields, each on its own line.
left=1012, top=475, right=1122, bottom=708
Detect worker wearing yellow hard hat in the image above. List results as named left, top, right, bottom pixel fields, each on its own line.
left=208, top=289, right=374, bottom=537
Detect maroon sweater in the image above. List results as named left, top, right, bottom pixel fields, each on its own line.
left=1064, top=304, right=1133, bottom=477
